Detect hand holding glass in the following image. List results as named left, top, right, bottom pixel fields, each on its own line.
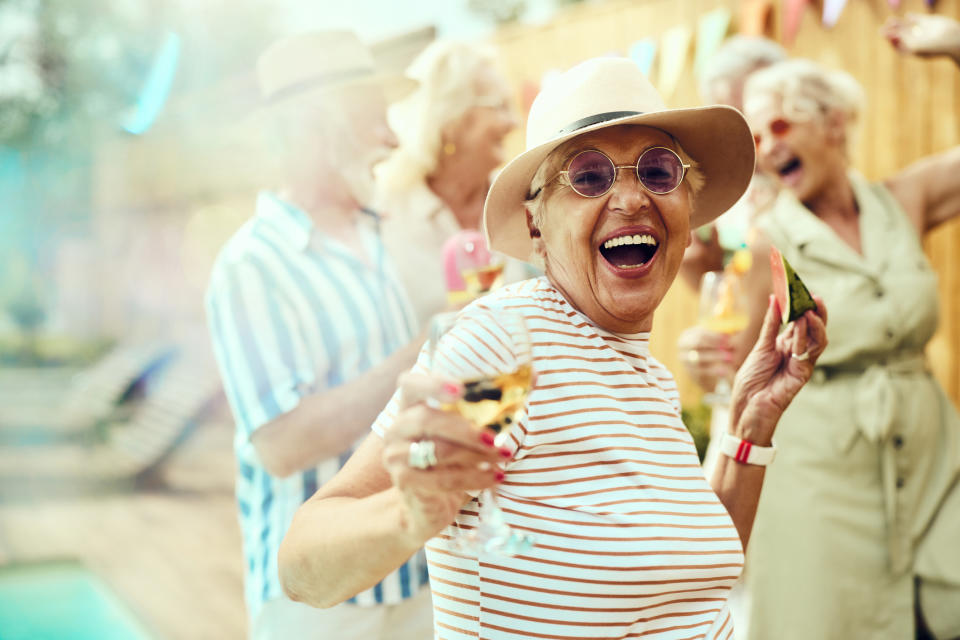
left=428, top=308, right=535, bottom=555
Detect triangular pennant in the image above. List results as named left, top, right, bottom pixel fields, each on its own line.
left=925, top=0, right=936, bottom=7
left=695, top=8, right=731, bottom=76
left=628, top=38, right=657, bottom=77
left=783, top=0, right=810, bottom=46
left=822, top=0, right=847, bottom=28
left=887, top=0, right=901, bottom=7
left=658, top=24, right=692, bottom=101
left=740, top=0, right=773, bottom=36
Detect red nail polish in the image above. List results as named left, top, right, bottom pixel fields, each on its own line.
left=442, top=382, right=462, bottom=396
left=499, top=447, right=512, bottom=458
left=495, top=471, right=505, bottom=482
left=480, top=431, right=496, bottom=446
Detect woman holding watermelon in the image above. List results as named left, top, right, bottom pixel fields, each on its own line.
left=278, top=57, right=830, bottom=639
left=686, top=39, right=960, bottom=639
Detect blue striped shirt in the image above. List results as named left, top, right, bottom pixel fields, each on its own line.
left=205, top=192, right=429, bottom=622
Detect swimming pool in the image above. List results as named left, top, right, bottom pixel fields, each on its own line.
left=0, top=560, right=152, bottom=640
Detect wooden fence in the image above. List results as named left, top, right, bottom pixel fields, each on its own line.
left=489, top=0, right=960, bottom=406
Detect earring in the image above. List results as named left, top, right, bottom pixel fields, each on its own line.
left=443, top=142, right=456, bottom=156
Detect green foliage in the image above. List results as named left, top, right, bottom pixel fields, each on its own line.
left=681, top=401, right=712, bottom=462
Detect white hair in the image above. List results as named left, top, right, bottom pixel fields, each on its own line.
left=743, top=58, right=864, bottom=137
left=698, top=36, right=787, bottom=105
left=377, top=40, right=501, bottom=190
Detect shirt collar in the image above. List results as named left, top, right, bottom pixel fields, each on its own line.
left=256, top=191, right=314, bottom=252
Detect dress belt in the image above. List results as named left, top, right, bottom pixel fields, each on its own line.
left=815, top=351, right=930, bottom=574
left=814, top=351, right=928, bottom=443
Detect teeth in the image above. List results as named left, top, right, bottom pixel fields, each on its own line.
left=603, top=234, right=657, bottom=250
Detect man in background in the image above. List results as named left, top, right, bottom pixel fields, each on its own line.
left=205, top=31, right=431, bottom=639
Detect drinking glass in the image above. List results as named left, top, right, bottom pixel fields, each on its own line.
left=427, top=307, right=535, bottom=556
left=442, top=229, right=505, bottom=305
left=697, top=270, right=748, bottom=405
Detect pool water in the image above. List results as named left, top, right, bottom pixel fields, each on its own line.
left=0, top=561, right=152, bottom=640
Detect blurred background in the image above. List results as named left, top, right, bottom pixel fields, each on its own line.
left=1, top=0, right=958, bottom=637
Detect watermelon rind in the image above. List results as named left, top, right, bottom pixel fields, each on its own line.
left=769, top=246, right=818, bottom=324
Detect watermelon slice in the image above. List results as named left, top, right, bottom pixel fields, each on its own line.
left=770, top=246, right=817, bottom=324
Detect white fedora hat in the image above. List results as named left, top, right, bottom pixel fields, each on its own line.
left=484, top=57, right=755, bottom=262
left=257, top=30, right=417, bottom=105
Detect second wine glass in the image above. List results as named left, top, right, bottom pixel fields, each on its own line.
left=697, top=269, right=748, bottom=405
left=427, top=307, right=536, bottom=556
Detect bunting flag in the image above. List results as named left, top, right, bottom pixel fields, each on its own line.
left=658, top=25, right=692, bottom=100
left=822, top=0, right=847, bottom=28
left=694, top=8, right=731, bottom=77
left=628, top=38, right=657, bottom=77
left=925, top=0, right=936, bottom=7
left=783, top=0, right=810, bottom=46
left=888, top=0, right=901, bottom=7
left=122, top=31, right=180, bottom=135
left=740, top=0, right=773, bottom=36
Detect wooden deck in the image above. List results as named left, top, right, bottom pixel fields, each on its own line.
left=0, top=411, right=247, bottom=639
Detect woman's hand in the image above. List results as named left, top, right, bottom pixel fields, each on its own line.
left=728, top=294, right=828, bottom=445
left=677, top=325, right=735, bottom=392
left=883, top=13, right=960, bottom=65
left=381, top=372, right=507, bottom=545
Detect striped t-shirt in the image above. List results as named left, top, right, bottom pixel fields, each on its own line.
left=374, top=277, right=743, bottom=639
left=206, top=192, right=429, bottom=622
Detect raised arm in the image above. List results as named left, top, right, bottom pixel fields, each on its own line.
left=885, top=146, right=960, bottom=235
left=881, top=13, right=960, bottom=235
left=883, top=13, right=960, bottom=66
left=278, top=373, right=505, bottom=607
left=710, top=294, right=828, bottom=548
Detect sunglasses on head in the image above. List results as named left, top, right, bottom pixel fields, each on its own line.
left=753, top=118, right=791, bottom=148
left=550, top=146, right=691, bottom=198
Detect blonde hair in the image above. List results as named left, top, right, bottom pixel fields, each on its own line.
left=377, top=40, right=501, bottom=190
left=743, top=58, right=864, bottom=152
left=698, top=36, right=787, bottom=106
left=524, top=128, right=704, bottom=232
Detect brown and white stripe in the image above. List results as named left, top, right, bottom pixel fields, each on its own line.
left=375, top=277, right=743, bottom=639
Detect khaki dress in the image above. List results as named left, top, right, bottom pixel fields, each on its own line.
left=743, top=172, right=960, bottom=639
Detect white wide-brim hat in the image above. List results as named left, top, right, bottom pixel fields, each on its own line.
left=484, top=57, right=755, bottom=262
left=257, top=30, right=417, bottom=105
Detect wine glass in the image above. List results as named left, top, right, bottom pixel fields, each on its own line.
left=427, top=307, right=536, bottom=556
left=697, top=269, right=748, bottom=405
left=442, top=230, right=505, bottom=305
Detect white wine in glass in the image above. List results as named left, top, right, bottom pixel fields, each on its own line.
left=697, top=269, right=748, bottom=405
left=428, top=307, right=535, bottom=555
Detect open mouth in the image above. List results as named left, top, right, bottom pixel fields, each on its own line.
left=598, top=233, right=659, bottom=270
left=776, top=156, right=802, bottom=179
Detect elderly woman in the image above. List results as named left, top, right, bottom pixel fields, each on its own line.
left=687, top=55, right=960, bottom=639
left=278, top=57, right=827, bottom=639
left=678, top=35, right=786, bottom=291
left=376, top=40, right=522, bottom=326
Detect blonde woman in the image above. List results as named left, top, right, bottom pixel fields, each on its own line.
left=688, top=55, right=960, bottom=639
left=376, top=40, right=522, bottom=326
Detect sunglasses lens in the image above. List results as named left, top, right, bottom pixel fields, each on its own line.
left=567, top=150, right=616, bottom=197
left=637, top=147, right=684, bottom=194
